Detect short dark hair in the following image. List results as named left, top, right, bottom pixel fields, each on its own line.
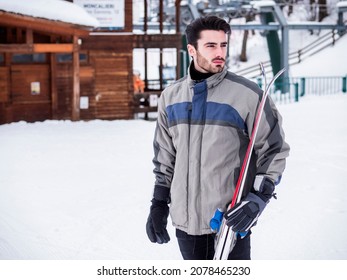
left=185, top=16, right=231, bottom=49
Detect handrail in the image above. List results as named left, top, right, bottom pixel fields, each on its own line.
left=234, top=30, right=343, bottom=78
left=253, top=75, right=347, bottom=104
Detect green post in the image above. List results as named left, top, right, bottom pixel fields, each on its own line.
left=257, top=77, right=262, bottom=89
left=180, top=35, right=189, bottom=78
left=260, top=12, right=282, bottom=91
left=295, top=83, right=299, bottom=102
left=342, top=76, right=347, bottom=93
left=300, top=77, right=306, bottom=96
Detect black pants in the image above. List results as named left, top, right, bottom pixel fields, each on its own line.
left=176, top=229, right=251, bottom=260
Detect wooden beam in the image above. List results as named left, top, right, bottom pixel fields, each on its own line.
left=159, top=0, right=163, bottom=33
left=175, top=0, right=181, bottom=33
left=132, top=34, right=181, bottom=49
left=71, top=36, right=80, bottom=121
left=176, top=46, right=181, bottom=80
left=6, top=27, right=13, bottom=42
left=159, top=48, right=163, bottom=90
left=50, top=53, right=58, bottom=119
left=144, top=48, right=148, bottom=88
left=26, top=29, right=33, bottom=44
left=0, top=43, right=74, bottom=53
left=144, top=0, right=148, bottom=32
left=33, top=44, right=74, bottom=53
left=0, top=44, right=33, bottom=53
left=4, top=53, right=11, bottom=66
left=16, top=28, right=22, bottom=43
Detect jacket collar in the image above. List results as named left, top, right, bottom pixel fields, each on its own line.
left=187, top=62, right=228, bottom=89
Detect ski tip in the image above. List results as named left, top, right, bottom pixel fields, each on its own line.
left=278, top=67, right=286, bottom=75
left=259, top=62, right=265, bottom=75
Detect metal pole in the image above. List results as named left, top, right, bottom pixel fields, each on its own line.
left=342, top=76, right=347, bottom=93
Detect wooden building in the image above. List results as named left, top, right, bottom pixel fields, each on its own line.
left=0, top=0, right=183, bottom=124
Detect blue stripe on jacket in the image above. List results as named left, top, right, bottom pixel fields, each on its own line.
left=166, top=80, right=246, bottom=131
left=191, top=80, right=208, bottom=121
left=166, top=101, right=246, bottom=130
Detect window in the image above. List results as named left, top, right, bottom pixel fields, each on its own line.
left=56, top=53, right=88, bottom=63
left=12, top=54, right=46, bottom=63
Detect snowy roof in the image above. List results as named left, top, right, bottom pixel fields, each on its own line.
left=250, top=0, right=276, bottom=9
left=337, top=1, right=347, bottom=8
left=0, top=0, right=99, bottom=28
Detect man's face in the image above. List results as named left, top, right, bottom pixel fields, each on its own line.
left=188, top=30, right=228, bottom=74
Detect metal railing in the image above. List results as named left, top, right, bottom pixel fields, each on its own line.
left=235, top=30, right=343, bottom=78
left=145, top=76, right=347, bottom=105
left=253, top=75, right=347, bottom=104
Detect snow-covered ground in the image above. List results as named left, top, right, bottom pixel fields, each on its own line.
left=1, top=0, right=347, bottom=263
left=1, top=91, right=347, bottom=260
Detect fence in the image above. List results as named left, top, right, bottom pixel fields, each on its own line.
left=254, top=75, right=347, bottom=104
left=135, top=75, right=347, bottom=120
left=235, top=30, right=343, bottom=78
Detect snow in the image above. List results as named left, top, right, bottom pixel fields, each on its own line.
left=1, top=91, right=347, bottom=260
left=251, top=0, right=277, bottom=9
left=253, top=94, right=347, bottom=259
left=1, top=1, right=347, bottom=262
left=0, top=0, right=99, bottom=27
left=337, top=1, right=347, bottom=8
left=290, top=33, right=347, bottom=76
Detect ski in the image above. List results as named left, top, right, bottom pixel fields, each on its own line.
left=213, top=63, right=286, bottom=260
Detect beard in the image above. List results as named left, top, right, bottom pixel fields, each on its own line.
left=195, top=51, right=225, bottom=74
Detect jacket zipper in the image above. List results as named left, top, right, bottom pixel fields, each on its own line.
left=186, top=92, right=193, bottom=232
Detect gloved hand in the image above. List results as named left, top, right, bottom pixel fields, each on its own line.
left=146, top=198, right=170, bottom=244
left=224, top=176, right=275, bottom=232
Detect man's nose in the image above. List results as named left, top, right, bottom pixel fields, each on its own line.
left=215, top=46, right=225, bottom=57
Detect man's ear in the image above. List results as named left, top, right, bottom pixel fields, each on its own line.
left=187, top=44, right=196, bottom=57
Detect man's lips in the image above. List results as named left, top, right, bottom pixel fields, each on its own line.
left=212, top=58, right=225, bottom=64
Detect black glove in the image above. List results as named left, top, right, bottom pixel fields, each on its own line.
left=146, top=199, right=170, bottom=244
left=224, top=176, right=275, bottom=232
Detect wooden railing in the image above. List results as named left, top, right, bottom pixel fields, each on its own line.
left=133, top=91, right=161, bottom=120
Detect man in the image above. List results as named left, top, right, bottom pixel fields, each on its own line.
left=146, top=16, right=290, bottom=260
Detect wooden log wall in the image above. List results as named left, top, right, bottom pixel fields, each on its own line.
left=0, top=67, right=9, bottom=103
left=79, top=65, right=96, bottom=120
left=55, top=63, right=98, bottom=120
left=0, top=67, right=9, bottom=123
left=91, top=52, right=133, bottom=119
left=10, top=64, right=51, bottom=122
left=0, top=0, right=183, bottom=124
left=56, top=63, right=72, bottom=120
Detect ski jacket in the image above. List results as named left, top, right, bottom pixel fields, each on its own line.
left=152, top=65, right=290, bottom=235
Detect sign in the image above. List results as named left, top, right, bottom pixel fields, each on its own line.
left=74, top=0, right=124, bottom=30
left=80, top=96, right=89, bottom=109
left=31, top=82, right=40, bottom=95
left=149, top=94, right=158, bottom=107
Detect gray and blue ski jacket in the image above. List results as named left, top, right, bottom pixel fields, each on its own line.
left=152, top=65, right=290, bottom=235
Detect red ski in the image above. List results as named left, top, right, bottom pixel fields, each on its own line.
left=213, top=63, right=286, bottom=260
